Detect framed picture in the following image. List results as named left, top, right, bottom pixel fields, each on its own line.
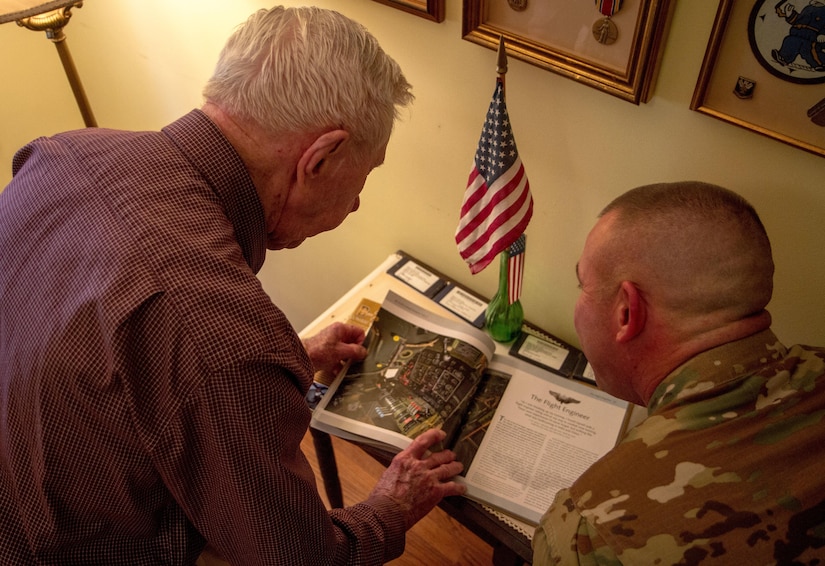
left=461, top=0, right=674, bottom=104
left=691, top=0, right=825, bottom=159
left=372, top=0, right=445, bottom=22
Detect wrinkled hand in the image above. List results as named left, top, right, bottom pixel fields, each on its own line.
left=370, top=429, right=467, bottom=531
left=303, top=322, right=367, bottom=375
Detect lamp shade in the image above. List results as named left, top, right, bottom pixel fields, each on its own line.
left=0, top=0, right=81, bottom=24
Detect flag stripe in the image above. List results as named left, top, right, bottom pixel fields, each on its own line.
left=457, top=177, right=532, bottom=270
left=504, top=233, right=526, bottom=304
left=462, top=211, right=531, bottom=275
left=457, top=173, right=531, bottom=255
left=456, top=160, right=528, bottom=240
left=461, top=166, right=528, bottom=230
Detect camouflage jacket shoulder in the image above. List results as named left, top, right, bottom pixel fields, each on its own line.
left=533, top=329, right=825, bottom=565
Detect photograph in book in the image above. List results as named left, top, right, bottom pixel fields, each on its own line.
left=311, top=291, right=496, bottom=452
left=310, top=291, right=630, bottom=525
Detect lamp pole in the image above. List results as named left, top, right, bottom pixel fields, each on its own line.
left=16, top=2, right=97, bottom=127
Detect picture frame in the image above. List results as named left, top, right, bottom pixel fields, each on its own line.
left=372, top=0, right=445, bottom=22
left=691, top=0, right=825, bottom=159
left=461, top=0, right=674, bottom=104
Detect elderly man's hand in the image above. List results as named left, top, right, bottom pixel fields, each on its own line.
left=303, top=322, right=367, bottom=376
left=370, top=428, right=467, bottom=530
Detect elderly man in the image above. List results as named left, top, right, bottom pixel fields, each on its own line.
left=0, top=6, right=464, bottom=565
left=534, top=181, right=825, bottom=563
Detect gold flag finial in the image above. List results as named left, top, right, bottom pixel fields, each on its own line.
left=496, top=35, right=508, bottom=76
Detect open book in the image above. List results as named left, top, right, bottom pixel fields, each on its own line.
left=310, top=291, right=630, bottom=526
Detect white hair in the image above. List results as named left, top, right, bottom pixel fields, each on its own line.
left=203, top=6, right=413, bottom=157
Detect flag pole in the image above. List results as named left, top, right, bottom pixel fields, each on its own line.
left=497, top=35, right=507, bottom=97
left=485, top=35, right=525, bottom=342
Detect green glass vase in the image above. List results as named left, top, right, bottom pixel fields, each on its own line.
left=485, top=251, right=524, bottom=342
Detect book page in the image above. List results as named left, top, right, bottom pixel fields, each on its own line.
left=456, top=356, right=628, bottom=526
left=311, top=292, right=495, bottom=452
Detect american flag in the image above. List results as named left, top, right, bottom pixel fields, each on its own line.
left=455, top=78, right=533, bottom=275
left=507, top=233, right=526, bottom=304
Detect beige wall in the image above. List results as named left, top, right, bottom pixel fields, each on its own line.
left=2, top=0, right=823, bottom=349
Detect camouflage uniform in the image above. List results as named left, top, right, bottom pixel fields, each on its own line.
left=533, top=329, right=825, bottom=564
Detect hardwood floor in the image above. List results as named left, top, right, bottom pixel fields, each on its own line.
left=197, top=430, right=495, bottom=565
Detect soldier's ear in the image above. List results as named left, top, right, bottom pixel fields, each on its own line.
left=615, top=281, right=645, bottom=343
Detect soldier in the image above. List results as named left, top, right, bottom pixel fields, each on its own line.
left=534, top=181, right=825, bottom=564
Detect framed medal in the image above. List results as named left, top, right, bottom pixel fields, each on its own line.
left=461, top=0, right=675, bottom=104
left=692, top=0, right=825, bottom=158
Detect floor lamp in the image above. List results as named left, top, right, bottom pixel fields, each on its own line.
left=0, top=0, right=97, bottom=127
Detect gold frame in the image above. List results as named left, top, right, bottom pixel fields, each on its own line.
left=691, top=0, right=825, bottom=159
left=372, top=0, right=445, bottom=22
left=462, top=0, right=673, bottom=104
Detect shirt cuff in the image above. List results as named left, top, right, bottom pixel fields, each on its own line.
left=361, top=494, right=407, bottom=562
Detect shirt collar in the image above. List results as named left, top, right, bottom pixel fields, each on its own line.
left=162, top=109, right=267, bottom=272
left=648, top=329, right=785, bottom=414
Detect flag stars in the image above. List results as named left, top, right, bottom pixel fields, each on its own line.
left=473, top=86, right=520, bottom=177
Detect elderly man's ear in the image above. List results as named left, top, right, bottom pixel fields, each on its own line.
left=297, top=130, right=349, bottom=183
left=616, top=280, right=645, bottom=343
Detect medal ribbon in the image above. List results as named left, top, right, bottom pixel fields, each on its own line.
left=596, top=0, right=623, bottom=16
